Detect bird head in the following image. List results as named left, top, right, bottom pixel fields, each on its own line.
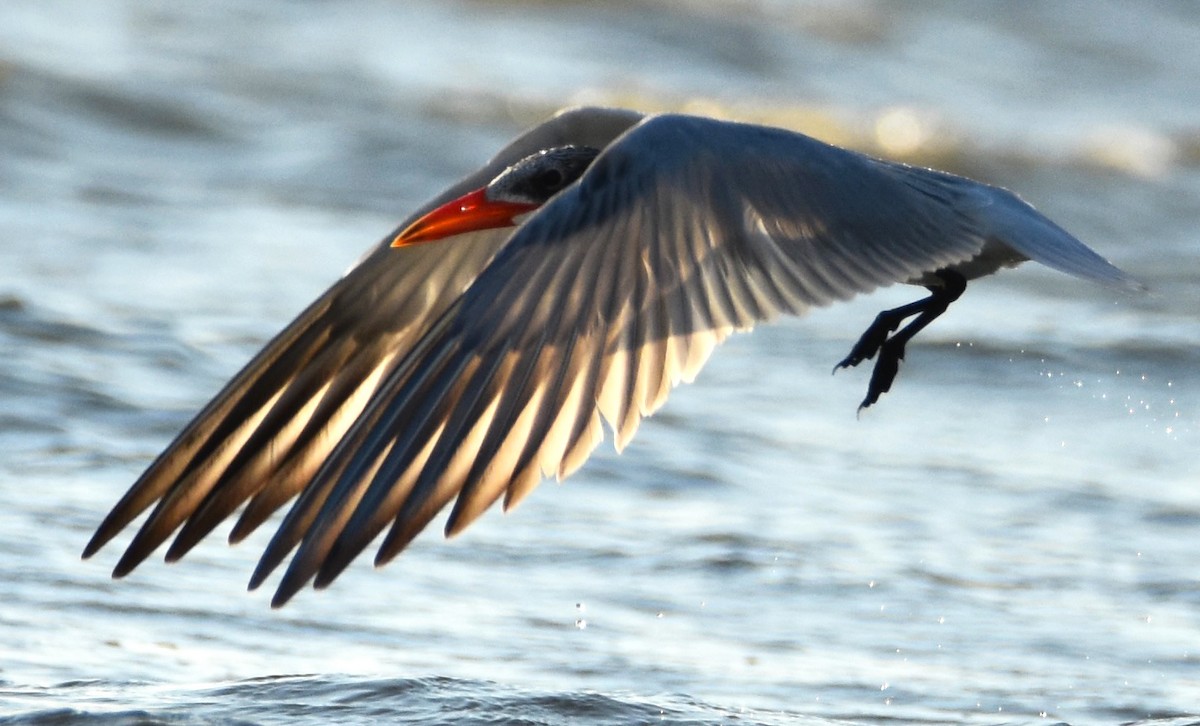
left=392, top=145, right=600, bottom=246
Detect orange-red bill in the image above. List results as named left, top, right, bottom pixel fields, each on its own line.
left=391, top=188, right=538, bottom=246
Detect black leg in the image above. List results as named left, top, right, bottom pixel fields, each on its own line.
left=834, top=270, right=967, bottom=412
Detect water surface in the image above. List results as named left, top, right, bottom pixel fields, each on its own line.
left=2, top=1, right=1199, bottom=724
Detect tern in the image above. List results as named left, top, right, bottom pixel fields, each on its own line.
left=84, top=107, right=1137, bottom=606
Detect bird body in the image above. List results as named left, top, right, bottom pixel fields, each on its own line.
left=85, top=107, right=1136, bottom=606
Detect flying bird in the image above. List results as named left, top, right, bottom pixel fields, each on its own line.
left=84, top=107, right=1137, bottom=606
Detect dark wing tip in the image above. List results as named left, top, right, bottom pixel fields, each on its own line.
left=163, top=537, right=194, bottom=564
left=246, top=562, right=272, bottom=593
left=268, top=566, right=310, bottom=608
left=312, top=547, right=356, bottom=591
left=247, top=536, right=296, bottom=593
left=111, top=548, right=149, bottom=579
left=80, top=531, right=109, bottom=560
left=82, top=497, right=149, bottom=561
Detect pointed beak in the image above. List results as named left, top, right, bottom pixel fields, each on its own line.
left=391, top=188, right=539, bottom=246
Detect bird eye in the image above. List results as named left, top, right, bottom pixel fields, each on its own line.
left=535, top=168, right=564, bottom=191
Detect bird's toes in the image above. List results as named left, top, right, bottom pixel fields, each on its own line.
left=857, top=340, right=907, bottom=411
left=834, top=338, right=881, bottom=372
left=833, top=356, right=857, bottom=374
left=836, top=319, right=902, bottom=373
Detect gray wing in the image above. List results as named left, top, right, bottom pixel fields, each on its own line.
left=83, top=107, right=647, bottom=574
left=263, top=113, right=1125, bottom=605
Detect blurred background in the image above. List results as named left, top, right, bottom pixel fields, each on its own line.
left=2, top=1, right=1199, bottom=724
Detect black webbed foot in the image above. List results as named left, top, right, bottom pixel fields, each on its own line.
left=833, top=302, right=925, bottom=372
left=857, top=335, right=907, bottom=412
left=835, top=270, right=968, bottom=413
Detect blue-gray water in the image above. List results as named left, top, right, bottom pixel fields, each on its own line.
left=2, top=1, right=1199, bottom=724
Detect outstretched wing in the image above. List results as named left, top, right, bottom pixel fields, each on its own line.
left=262, top=114, right=1037, bottom=605
left=83, top=107, right=647, bottom=574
